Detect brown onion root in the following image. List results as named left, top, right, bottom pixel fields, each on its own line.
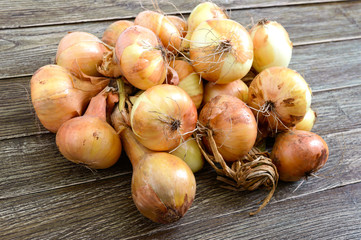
left=195, top=127, right=279, bottom=216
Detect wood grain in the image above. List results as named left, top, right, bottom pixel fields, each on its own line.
left=0, top=0, right=347, bottom=29
left=0, top=1, right=360, bottom=79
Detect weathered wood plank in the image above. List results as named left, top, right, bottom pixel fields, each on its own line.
left=1, top=39, right=360, bottom=139
left=0, top=0, right=347, bottom=29
left=0, top=2, right=360, bottom=79
left=0, top=127, right=360, bottom=239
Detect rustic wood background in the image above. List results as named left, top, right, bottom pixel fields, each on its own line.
left=0, top=0, right=360, bottom=239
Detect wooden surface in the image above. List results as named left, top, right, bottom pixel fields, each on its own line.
left=0, top=0, right=360, bottom=239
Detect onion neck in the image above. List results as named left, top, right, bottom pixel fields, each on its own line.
left=84, top=89, right=108, bottom=122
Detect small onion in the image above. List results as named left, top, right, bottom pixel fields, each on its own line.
left=130, top=84, right=197, bottom=151
left=171, top=138, right=204, bottom=173
left=190, top=19, right=253, bottom=84
left=115, top=25, right=167, bottom=90
left=203, top=79, right=248, bottom=105
left=271, top=130, right=329, bottom=182
left=199, top=95, right=257, bottom=161
left=295, top=108, right=317, bottom=131
left=166, top=16, right=187, bottom=38
left=102, top=20, right=134, bottom=47
left=248, top=67, right=312, bottom=132
left=30, top=65, right=109, bottom=133
left=249, top=19, right=293, bottom=73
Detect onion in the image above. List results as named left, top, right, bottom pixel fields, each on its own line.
left=250, top=19, right=293, bottom=73
left=166, top=16, right=187, bottom=38
left=111, top=109, right=196, bottom=224
left=271, top=130, right=329, bottom=182
left=248, top=67, right=312, bottom=132
left=190, top=19, right=253, bottom=84
left=130, top=84, right=197, bottom=151
left=171, top=138, right=204, bottom=173
left=181, top=2, right=228, bottom=50
left=134, top=11, right=182, bottom=53
left=295, top=108, right=317, bottom=131
left=170, top=60, right=203, bottom=108
left=115, top=25, right=167, bottom=90
left=56, top=88, right=122, bottom=169
left=203, top=79, right=248, bottom=105
left=30, top=65, right=109, bottom=133
left=102, top=20, right=134, bottom=47
left=199, top=95, right=257, bottom=161
left=56, top=32, right=107, bottom=79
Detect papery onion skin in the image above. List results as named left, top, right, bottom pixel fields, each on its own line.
left=102, top=20, right=134, bottom=47
left=250, top=20, right=293, bottom=73
left=295, top=108, right=317, bottom=131
left=134, top=11, right=182, bottom=53
left=31, top=65, right=109, bottom=133
left=203, top=79, right=248, bottom=105
left=199, top=95, right=257, bottom=161
left=271, top=130, right=329, bottom=182
left=166, top=16, right=188, bottom=38
left=171, top=138, right=204, bottom=173
left=56, top=32, right=107, bottom=78
left=115, top=25, right=167, bottom=90
left=248, top=67, right=312, bottom=131
left=190, top=19, right=253, bottom=84
left=130, top=84, right=197, bottom=151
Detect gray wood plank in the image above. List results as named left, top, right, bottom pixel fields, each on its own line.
left=0, top=1, right=360, bottom=79
left=0, top=0, right=347, bottom=29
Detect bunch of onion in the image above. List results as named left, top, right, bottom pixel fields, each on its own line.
left=56, top=87, right=122, bottom=169
left=111, top=105, right=196, bottom=224
left=169, top=59, right=203, bottom=108
left=30, top=65, right=109, bottom=133
left=190, top=19, right=253, bottom=84
left=248, top=67, right=312, bottom=135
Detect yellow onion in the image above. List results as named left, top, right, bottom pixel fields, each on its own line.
left=170, top=138, right=204, bottom=173
left=199, top=95, right=257, bottom=162
left=295, top=108, right=317, bottom=131
left=130, top=84, right=197, bottom=151
left=181, top=2, right=228, bottom=50
left=190, top=19, right=253, bottom=84
left=102, top=20, right=134, bottom=47
left=203, top=79, right=248, bottom=105
left=166, top=16, right=187, bottom=38
left=111, top=109, right=196, bottom=224
left=170, top=60, right=203, bottom=108
left=115, top=25, right=167, bottom=90
left=271, top=130, right=329, bottom=182
left=30, top=65, right=109, bottom=133
left=250, top=19, right=293, bottom=73
left=56, top=89, right=122, bottom=169
left=248, top=67, right=312, bottom=132
left=56, top=32, right=107, bottom=79
left=134, top=11, right=182, bottom=53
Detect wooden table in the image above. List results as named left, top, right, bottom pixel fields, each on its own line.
left=1, top=0, right=360, bottom=239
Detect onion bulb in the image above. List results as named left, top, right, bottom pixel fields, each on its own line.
left=249, top=19, right=293, bottom=73
left=115, top=25, right=167, bottom=90
left=30, top=65, right=109, bottom=133
left=166, top=16, right=187, bottom=38
left=56, top=88, right=122, bottom=169
left=190, top=19, right=253, bottom=84
left=56, top=32, right=107, bottom=79
left=248, top=67, right=312, bottom=132
left=170, top=60, right=203, bottom=108
left=134, top=11, right=182, bottom=53
left=203, top=79, right=248, bottom=105
left=102, top=20, right=134, bottom=47
left=171, top=138, right=204, bottom=173
left=130, top=84, right=197, bottom=151
left=271, top=130, right=329, bottom=182
left=199, top=95, right=257, bottom=161
left=181, top=2, right=228, bottom=50
left=111, top=109, right=196, bottom=224
left=295, top=108, right=317, bottom=131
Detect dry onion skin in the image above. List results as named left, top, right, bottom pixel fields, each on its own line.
left=190, top=19, right=253, bottom=84
left=249, top=20, right=293, bottom=73
left=30, top=65, right=109, bottom=133
left=199, top=95, right=258, bottom=162
left=56, top=32, right=107, bottom=79
left=170, top=59, right=203, bottom=108
left=130, top=84, right=198, bottom=151
left=295, top=108, right=317, bottom=131
left=203, top=79, right=249, bottom=105
left=166, top=16, right=187, bottom=38
left=115, top=25, right=167, bottom=90
left=248, top=67, right=312, bottom=132
left=271, top=130, right=329, bottom=182
left=102, top=20, right=134, bottom=47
